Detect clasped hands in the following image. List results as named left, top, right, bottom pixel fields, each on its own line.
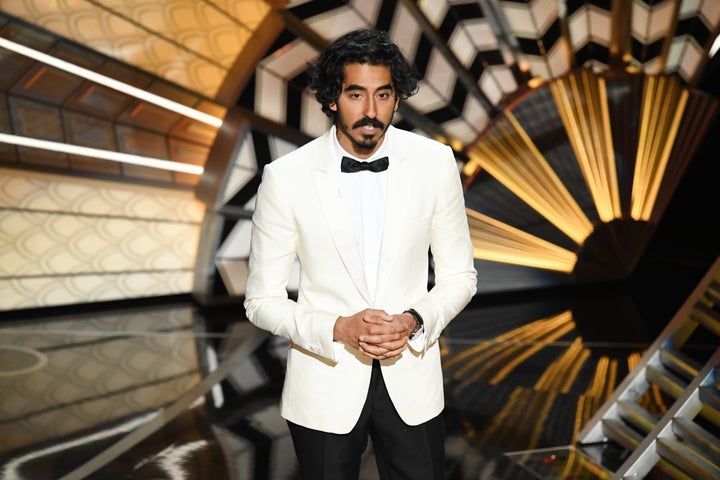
left=333, top=308, right=416, bottom=360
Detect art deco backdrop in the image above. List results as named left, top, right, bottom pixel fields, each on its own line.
left=0, top=0, right=717, bottom=311
left=0, top=2, right=719, bottom=479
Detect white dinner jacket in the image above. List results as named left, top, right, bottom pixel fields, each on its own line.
left=244, top=125, right=477, bottom=434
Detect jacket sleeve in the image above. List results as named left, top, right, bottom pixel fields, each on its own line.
left=243, top=164, right=340, bottom=363
left=409, top=147, right=477, bottom=351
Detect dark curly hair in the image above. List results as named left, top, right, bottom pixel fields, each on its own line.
left=307, top=29, right=419, bottom=120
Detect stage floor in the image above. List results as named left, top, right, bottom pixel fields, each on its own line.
left=0, top=285, right=712, bottom=479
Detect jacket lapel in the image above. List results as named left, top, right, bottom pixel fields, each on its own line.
left=311, top=130, right=373, bottom=303
left=375, top=130, right=412, bottom=302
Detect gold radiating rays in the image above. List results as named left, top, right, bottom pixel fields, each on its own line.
left=550, top=69, right=621, bottom=222
left=534, top=337, right=590, bottom=393
left=468, top=112, right=594, bottom=246
left=574, top=356, right=618, bottom=440
left=632, top=75, right=689, bottom=221
left=464, top=67, right=718, bottom=277
left=466, top=209, right=577, bottom=272
left=444, top=311, right=577, bottom=389
left=444, top=310, right=625, bottom=454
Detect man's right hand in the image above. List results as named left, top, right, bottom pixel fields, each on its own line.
left=333, top=309, right=408, bottom=360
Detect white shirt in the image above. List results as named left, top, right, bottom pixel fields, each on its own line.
left=332, top=125, right=389, bottom=302
left=331, top=126, right=425, bottom=346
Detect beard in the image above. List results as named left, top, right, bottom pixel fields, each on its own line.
left=337, top=114, right=392, bottom=153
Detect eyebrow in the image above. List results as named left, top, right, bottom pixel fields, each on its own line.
left=343, top=83, right=394, bottom=92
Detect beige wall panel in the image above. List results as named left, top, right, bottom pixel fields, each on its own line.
left=0, top=169, right=205, bottom=310
left=0, top=0, right=272, bottom=98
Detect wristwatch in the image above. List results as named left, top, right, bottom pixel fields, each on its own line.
left=404, top=308, right=424, bottom=338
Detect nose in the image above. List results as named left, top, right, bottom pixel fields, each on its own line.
left=364, top=98, right=376, bottom=118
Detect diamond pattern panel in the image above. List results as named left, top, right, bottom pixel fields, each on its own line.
left=0, top=169, right=205, bottom=310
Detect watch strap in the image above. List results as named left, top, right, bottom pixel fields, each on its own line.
left=404, top=308, right=424, bottom=338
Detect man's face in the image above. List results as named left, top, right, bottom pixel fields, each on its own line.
left=330, top=63, right=399, bottom=158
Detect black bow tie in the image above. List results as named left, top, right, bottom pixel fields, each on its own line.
left=341, top=156, right=389, bottom=173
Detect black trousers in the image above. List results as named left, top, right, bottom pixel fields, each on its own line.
left=287, top=360, right=446, bottom=480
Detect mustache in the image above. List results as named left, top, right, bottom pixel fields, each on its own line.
left=352, top=117, right=385, bottom=130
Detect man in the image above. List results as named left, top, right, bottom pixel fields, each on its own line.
left=244, top=28, right=477, bottom=479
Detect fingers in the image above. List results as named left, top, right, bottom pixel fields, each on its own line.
left=343, top=309, right=412, bottom=360
left=358, top=336, right=409, bottom=360
left=358, top=327, right=403, bottom=345
left=360, top=309, right=393, bottom=324
left=358, top=318, right=402, bottom=339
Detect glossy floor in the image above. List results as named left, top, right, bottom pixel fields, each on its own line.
left=0, top=276, right=712, bottom=479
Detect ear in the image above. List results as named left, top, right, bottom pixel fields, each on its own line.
left=329, top=102, right=337, bottom=112
left=394, top=97, right=399, bottom=111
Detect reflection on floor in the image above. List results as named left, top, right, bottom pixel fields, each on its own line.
left=0, top=277, right=715, bottom=479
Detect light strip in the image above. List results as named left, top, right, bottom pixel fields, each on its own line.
left=466, top=208, right=577, bottom=272
left=0, top=37, right=224, bottom=128
left=0, top=132, right=204, bottom=175
left=711, top=34, right=720, bottom=58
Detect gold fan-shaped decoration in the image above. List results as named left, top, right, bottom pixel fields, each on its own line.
left=463, top=67, right=718, bottom=282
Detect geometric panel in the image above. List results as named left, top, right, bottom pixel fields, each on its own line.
left=215, top=217, right=300, bottom=297
left=221, top=129, right=259, bottom=207
left=630, top=0, right=676, bottom=73
left=0, top=169, right=205, bottom=310
left=65, top=83, right=133, bottom=118
left=68, top=153, right=123, bottom=176
left=665, top=0, right=720, bottom=83
left=8, top=96, right=63, bottom=140
left=169, top=138, right=210, bottom=187
left=16, top=146, right=68, bottom=169
left=116, top=124, right=169, bottom=159
left=63, top=110, right=116, bottom=149
left=500, top=0, right=570, bottom=80
left=567, top=3, right=613, bottom=68
left=116, top=102, right=184, bottom=135
left=121, top=162, right=175, bottom=183
left=10, top=63, right=83, bottom=105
